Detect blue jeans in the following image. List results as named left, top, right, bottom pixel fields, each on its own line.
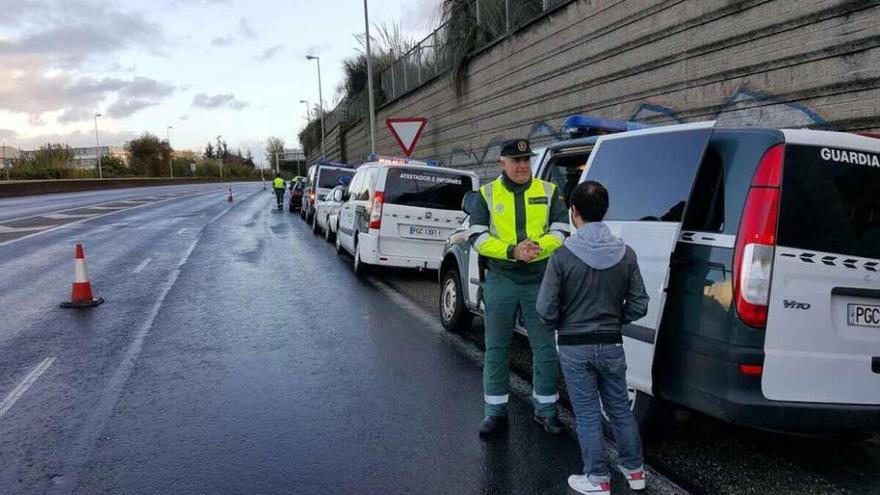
left=558, top=343, right=643, bottom=483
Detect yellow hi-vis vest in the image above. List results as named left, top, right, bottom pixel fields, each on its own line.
left=273, top=177, right=285, bottom=189
left=475, top=178, right=564, bottom=262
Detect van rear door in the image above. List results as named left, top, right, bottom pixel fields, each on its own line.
left=378, top=167, right=475, bottom=261
left=580, top=124, right=714, bottom=395
left=762, top=140, right=880, bottom=405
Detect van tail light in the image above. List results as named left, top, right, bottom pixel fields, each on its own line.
left=733, top=144, right=784, bottom=329
left=738, top=364, right=764, bottom=376
left=369, top=191, right=384, bottom=230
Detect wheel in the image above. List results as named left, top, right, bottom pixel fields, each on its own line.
left=335, top=226, right=345, bottom=255
left=439, top=268, right=473, bottom=332
left=300, top=207, right=305, bottom=220
left=324, top=216, right=335, bottom=243
left=312, top=213, right=320, bottom=234
left=353, top=239, right=368, bottom=277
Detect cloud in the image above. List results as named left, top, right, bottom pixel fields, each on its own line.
left=0, top=2, right=165, bottom=66
left=239, top=18, right=257, bottom=39
left=255, top=44, right=284, bottom=62
left=106, top=99, right=155, bottom=118
left=211, top=34, right=235, bottom=47
left=0, top=73, right=176, bottom=122
left=16, top=129, right=138, bottom=149
left=192, top=93, right=249, bottom=110
left=0, top=129, right=16, bottom=140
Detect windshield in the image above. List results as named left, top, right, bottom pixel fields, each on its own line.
left=778, top=145, right=880, bottom=259
left=318, top=168, right=354, bottom=189
left=383, top=168, right=474, bottom=210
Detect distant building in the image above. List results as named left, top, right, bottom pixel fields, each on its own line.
left=0, top=146, right=21, bottom=168
left=173, top=150, right=198, bottom=161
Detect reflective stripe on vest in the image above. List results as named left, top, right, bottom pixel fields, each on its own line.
left=480, top=178, right=556, bottom=262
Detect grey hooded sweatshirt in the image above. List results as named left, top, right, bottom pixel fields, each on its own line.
left=536, top=222, right=649, bottom=345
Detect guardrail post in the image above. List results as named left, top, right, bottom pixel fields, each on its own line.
left=505, top=0, right=510, bottom=33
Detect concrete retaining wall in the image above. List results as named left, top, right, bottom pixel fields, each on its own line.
left=313, top=0, right=880, bottom=180
left=0, top=178, right=258, bottom=198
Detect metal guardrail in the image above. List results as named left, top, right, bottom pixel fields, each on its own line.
left=318, top=0, right=572, bottom=134
left=380, top=0, right=572, bottom=102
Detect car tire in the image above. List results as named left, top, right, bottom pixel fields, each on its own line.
left=439, top=268, right=473, bottom=333
left=335, top=227, right=345, bottom=256
left=353, top=239, right=368, bottom=277
left=312, top=213, right=320, bottom=235
left=300, top=207, right=305, bottom=220
left=324, top=216, right=335, bottom=243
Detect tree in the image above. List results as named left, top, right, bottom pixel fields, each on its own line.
left=265, top=137, right=285, bottom=169
left=101, top=155, right=132, bottom=178
left=125, top=133, right=170, bottom=177
left=245, top=149, right=255, bottom=168
left=203, top=142, right=215, bottom=159
left=23, top=144, right=73, bottom=169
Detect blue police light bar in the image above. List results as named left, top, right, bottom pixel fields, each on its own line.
left=560, top=115, right=651, bottom=139
left=367, top=153, right=429, bottom=166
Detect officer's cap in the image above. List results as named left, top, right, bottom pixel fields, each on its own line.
left=500, top=139, right=536, bottom=158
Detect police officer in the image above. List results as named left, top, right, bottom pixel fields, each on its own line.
left=272, top=173, right=285, bottom=210
left=469, top=138, right=570, bottom=436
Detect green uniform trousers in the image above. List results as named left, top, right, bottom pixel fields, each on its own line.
left=483, top=270, right=560, bottom=417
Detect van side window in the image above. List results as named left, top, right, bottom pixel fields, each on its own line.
left=356, top=168, right=373, bottom=201
left=683, top=146, right=725, bottom=232
left=541, top=150, right=591, bottom=207
left=348, top=171, right=364, bottom=201
left=584, top=131, right=711, bottom=222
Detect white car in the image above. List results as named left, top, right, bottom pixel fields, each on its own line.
left=335, top=158, right=479, bottom=276
left=314, top=185, right=346, bottom=243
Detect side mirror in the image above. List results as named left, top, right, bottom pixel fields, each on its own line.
left=461, top=190, right=479, bottom=215
left=333, top=188, right=343, bottom=202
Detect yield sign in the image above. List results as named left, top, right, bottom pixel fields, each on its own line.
left=386, top=118, right=427, bottom=156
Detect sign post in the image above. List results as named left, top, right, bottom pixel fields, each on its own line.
left=386, top=118, right=427, bottom=157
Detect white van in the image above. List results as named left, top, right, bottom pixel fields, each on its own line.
left=301, top=162, right=355, bottom=224
left=335, top=159, right=478, bottom=276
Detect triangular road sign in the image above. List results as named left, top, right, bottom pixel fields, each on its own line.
left=386, top=118, right=427, bottom=156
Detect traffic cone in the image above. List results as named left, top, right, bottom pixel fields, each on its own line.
left=227, top=188, right=234, bottom=202
left=60, top=244, right=104, bottom=308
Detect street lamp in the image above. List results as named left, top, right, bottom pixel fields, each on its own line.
left=166, top=126, right=173, bottom=178
left=305, top=55, right=326, bottom=158
left=299, top=99, right=311, bottom=120
left=216, top=134, right=223, bottom=179
left=363, top=0, right=377, bottom=155
left=94, top=113, right=103, bottom=179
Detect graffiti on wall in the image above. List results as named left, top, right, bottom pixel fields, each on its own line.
left=446, top=87, right=826, bottom=175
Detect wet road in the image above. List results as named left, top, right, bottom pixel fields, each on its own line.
left=0, top=187, right=684, bottom=495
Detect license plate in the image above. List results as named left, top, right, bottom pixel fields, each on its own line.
left=848, top=304, right=880, bottom=328
left=406, top=225, right=445, bottom=239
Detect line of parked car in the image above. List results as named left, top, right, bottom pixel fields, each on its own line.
left=292, top=116, right=880, bottom=440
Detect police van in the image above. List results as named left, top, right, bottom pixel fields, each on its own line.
left=301, top=160, right=355, bottom=224
left=335, top=156, right=478, bottom=276
left=441, top=119, right=880, bottom=435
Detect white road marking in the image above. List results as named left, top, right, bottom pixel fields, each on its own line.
left=0, top=225, right=48, bottom=233
left=0, top=191, right=220, bottom=248
left=85, top=206, right=130, bottom=210
left=176, top=228, right=189, bottom=235
left=132, top=257, right=153, bottom=273
left=42, top=213, right=100, bottom=220
left=0, top=357, right=56, bottom=419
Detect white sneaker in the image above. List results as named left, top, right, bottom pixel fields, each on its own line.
left=622, top=468, right=647, bottom=491
left=567, top=475, right=610, bottom=495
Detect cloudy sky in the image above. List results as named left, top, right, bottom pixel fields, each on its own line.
left=0, top=0, right=442, bottom=161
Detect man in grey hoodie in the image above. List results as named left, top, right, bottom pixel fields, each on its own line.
left=536, top=181, right=649, bottom=495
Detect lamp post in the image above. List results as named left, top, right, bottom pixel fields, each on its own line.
left=363, top=0, right=377, bottom=155
left=166, top=126, right=173, bottom=178
left=299, top=99, right=311, bottom=120
left=216, top=134, right=223, bottom=179
left=94, top=113, right=103, bottom=179
left=305, top=55, right=326, bottom=158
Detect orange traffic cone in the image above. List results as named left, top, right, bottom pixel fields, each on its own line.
left=227, top=188, right=234, bottom=202
left=60, top=244, right=104, bottom=308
